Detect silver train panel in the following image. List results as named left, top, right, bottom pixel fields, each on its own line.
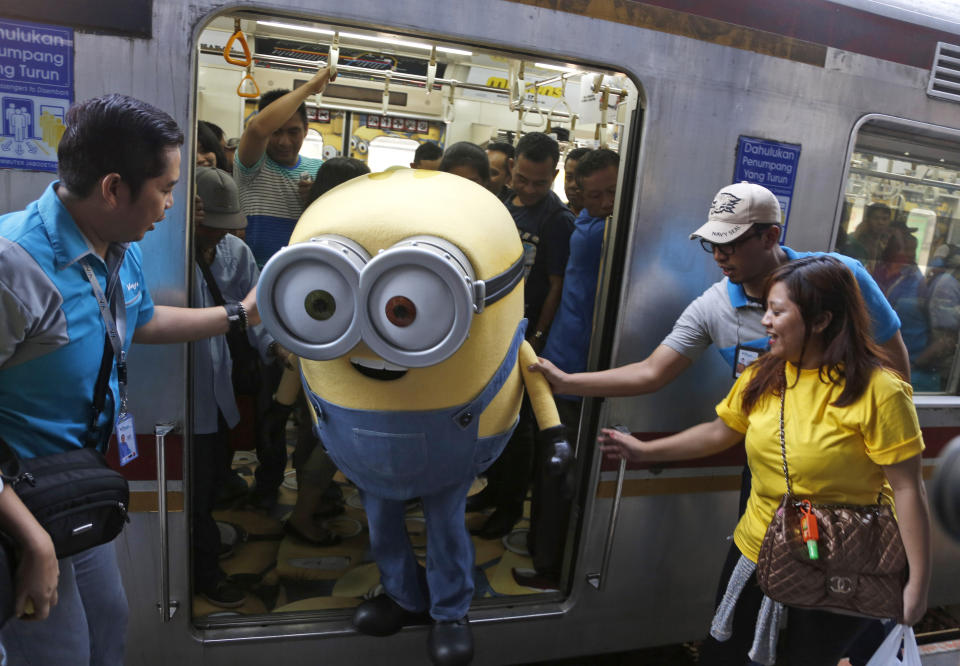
left=1, top=0, right=958, bottom=662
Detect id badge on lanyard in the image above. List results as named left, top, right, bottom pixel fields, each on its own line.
left=81, top=258, right=137, bottom=463
left=733, top=343, right=766, bottom=378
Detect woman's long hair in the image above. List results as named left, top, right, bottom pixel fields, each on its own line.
left=741, top=255, right=890, bottom=413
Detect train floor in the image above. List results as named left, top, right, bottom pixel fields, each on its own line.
left=192, top=426, right=550, bottom=619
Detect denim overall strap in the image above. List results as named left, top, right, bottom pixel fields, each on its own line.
left=451, top=319, right=526, bottom=431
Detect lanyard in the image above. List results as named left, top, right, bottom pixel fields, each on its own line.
left=80, top=258, right=129, bottom=415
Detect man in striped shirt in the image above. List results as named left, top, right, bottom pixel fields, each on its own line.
left=235, top=68, right=334, bottom=266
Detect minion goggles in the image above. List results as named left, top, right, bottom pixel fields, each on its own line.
left=257, top=235, right=524, bottom=368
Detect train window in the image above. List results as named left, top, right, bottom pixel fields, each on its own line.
left=834, top=118, right=960, bottom=394
left=193, top=10, right=638, bottom=628
left=366, top=135, right=418, bottom=171
left=299, top=128, right=324, bottom=160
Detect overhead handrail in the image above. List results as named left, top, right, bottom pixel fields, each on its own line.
left=237, top=65, right=260, bottom=99
left=426, top=46, right=437, bottom=95
left=198, top=46, right=624, bottom=110
left=382, top=71, right=392, bottom=115
left=444, top=81, right=456, bottom=123
left=328, top=32, right=340, bottom=78
left=223, top=19, right=252, bottom=67
left=546, top=76, right=575, bottom=134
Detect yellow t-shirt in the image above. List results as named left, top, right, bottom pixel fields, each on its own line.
left=716, top=363, right=924, bottom=563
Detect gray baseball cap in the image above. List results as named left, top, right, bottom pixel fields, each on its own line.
left=196, top=166, right=246, bottom=230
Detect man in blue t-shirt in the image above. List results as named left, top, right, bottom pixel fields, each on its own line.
left=468, top=133, right=575, bottom=540
left=513, top=149, right=620, bottom=589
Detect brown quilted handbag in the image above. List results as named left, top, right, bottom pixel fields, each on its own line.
left=754, top=386, right=907, bottom=620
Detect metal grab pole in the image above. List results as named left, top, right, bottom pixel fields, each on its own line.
left=155, top=421, right=179, bottom=621
left=586, top=426, right=629, bottom=591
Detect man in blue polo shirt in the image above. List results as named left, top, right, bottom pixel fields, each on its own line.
left=0, top=94, right=260, bottom=666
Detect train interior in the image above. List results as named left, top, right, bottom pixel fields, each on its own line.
left=833, top=118, right=960, bottom=394
left=191, top=10, right=638, bottom=625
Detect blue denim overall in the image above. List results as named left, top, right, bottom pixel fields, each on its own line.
left=303, top=321, right=525, bottom=619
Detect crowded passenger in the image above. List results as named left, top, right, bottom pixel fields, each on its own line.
left=468, top=132, right=575, bottom=542
left=915, top=245, right=960, bottom=391
left=519, top=149, right=620, bottom=588
left=439, top=142, right=490, bottom=188
left=191, top=166, right=282, bottom=607
left=0, top=480, right=58, bottom=621
left=197, top=120, right=228, bottom=170
left=598, top=255, right=931, bottom=666
left=561, top=146, right=590, bottom=215
left=410, top=141, right=444, bottom=170
left=234, top=68, right=334, bottom=267
left=283, top=156, right=370, bottom=545
left=485, top=141, right=515, bottom=200
left=0, top=93, right=261, bottom=665
left=842, top=202, right=894, bottom=271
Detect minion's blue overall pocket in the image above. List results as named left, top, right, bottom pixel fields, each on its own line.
left=352, top=429, right=428, bottom=479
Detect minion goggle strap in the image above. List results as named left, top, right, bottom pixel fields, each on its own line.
left=257, top=234, right=524, bottom=368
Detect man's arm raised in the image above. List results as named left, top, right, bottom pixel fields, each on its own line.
left=235, top=68, right=334, bottom=169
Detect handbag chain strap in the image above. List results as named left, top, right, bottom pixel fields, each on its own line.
left=778, top=384, right=794, bottom=497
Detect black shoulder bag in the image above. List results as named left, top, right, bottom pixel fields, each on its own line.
left=197, top=257, right=261, bottom=396
left=0, top=333, right=131, bottom=561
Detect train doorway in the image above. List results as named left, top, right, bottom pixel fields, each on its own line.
left=188, top=6, right=642, bottom=647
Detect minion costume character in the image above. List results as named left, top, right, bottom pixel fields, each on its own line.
left=256, top=169, right=569, bottom=665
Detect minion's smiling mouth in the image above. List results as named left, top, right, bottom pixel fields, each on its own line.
left=349, top=357, right=408, bottom=381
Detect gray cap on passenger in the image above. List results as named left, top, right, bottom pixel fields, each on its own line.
left=196, top=166, right=246, bottom=230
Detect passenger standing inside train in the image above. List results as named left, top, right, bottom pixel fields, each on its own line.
left=410, top=141, right=444, bottom=170
left=485, top=141, right=515, bottom=201
left=517, top=149, right=620, bottom=588
left=469, top=133, right=575, bottom=537
left=439, top=142, right=490, bottom=187
left=0, top=93, right=261, bottom=666
left=191, top=166, right=282, bottom=607
left=234, top=68, right=334, bottom=266
left=562, top=146, right=590, bottom=216
left=234, top=68, right=334, bottom=510
left=598, top=256, right=931, bottom=666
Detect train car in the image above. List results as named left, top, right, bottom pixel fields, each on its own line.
left=2, top=0, right=960, bottom=663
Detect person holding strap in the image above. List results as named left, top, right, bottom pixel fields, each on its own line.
left=599, top=256, right=931, bottom=665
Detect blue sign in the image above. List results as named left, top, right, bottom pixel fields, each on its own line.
left=0, top=18, right=73, bottom=172
left=734, top=136, right=801, bottom=238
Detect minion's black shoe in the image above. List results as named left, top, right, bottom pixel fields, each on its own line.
left=352, top=594, right=430, bottom=637
left=428, top=617, right=473, bottom=666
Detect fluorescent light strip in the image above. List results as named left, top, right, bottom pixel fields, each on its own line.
left=256, top=21, right=472, bottom=56
left=534, top=62, right=583, bottom=74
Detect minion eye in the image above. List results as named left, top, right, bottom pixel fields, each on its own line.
left=367, top=266, right=456, bottom=350
left=257, top=236, right=369, bottom=360
left=358, top=236, right=478, bottom=368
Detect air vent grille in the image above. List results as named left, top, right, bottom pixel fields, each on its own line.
left=929, top=42, right=960, bottom=103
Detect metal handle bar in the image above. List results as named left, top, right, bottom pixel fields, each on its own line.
left=586, top=426, right=628, bottom=591
left=155, top=421, right=180, bottom=621
left=199, top=46, right=626, bottom=108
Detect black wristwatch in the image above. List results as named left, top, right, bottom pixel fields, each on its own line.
left=225, top=302, right=248, bottom=334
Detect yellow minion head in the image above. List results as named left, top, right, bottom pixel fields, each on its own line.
left=257, top=168, right=525, bottom=413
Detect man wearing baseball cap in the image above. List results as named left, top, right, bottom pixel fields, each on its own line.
left=192, top=166, right=280, bottom=608
left=532, top=181, right=908, bottom=394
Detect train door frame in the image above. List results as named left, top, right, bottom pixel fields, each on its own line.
left=181, top=4, right=649, bottom=644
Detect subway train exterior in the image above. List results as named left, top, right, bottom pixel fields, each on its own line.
left=2, top=0, right=960, bottom=663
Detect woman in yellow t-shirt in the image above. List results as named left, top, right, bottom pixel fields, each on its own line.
left=598, top=255, right=931, bottom=666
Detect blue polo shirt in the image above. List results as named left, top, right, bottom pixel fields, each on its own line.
left=0, top=182, right=155, bottom=458
left=661, top=246, right=901, bottom=370
left=541, top=209, right=607, bottom=376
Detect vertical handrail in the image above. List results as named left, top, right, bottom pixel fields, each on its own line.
left=586, top=426, right=629, bottom=591
left=154, top=421, right=179, bottom=621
